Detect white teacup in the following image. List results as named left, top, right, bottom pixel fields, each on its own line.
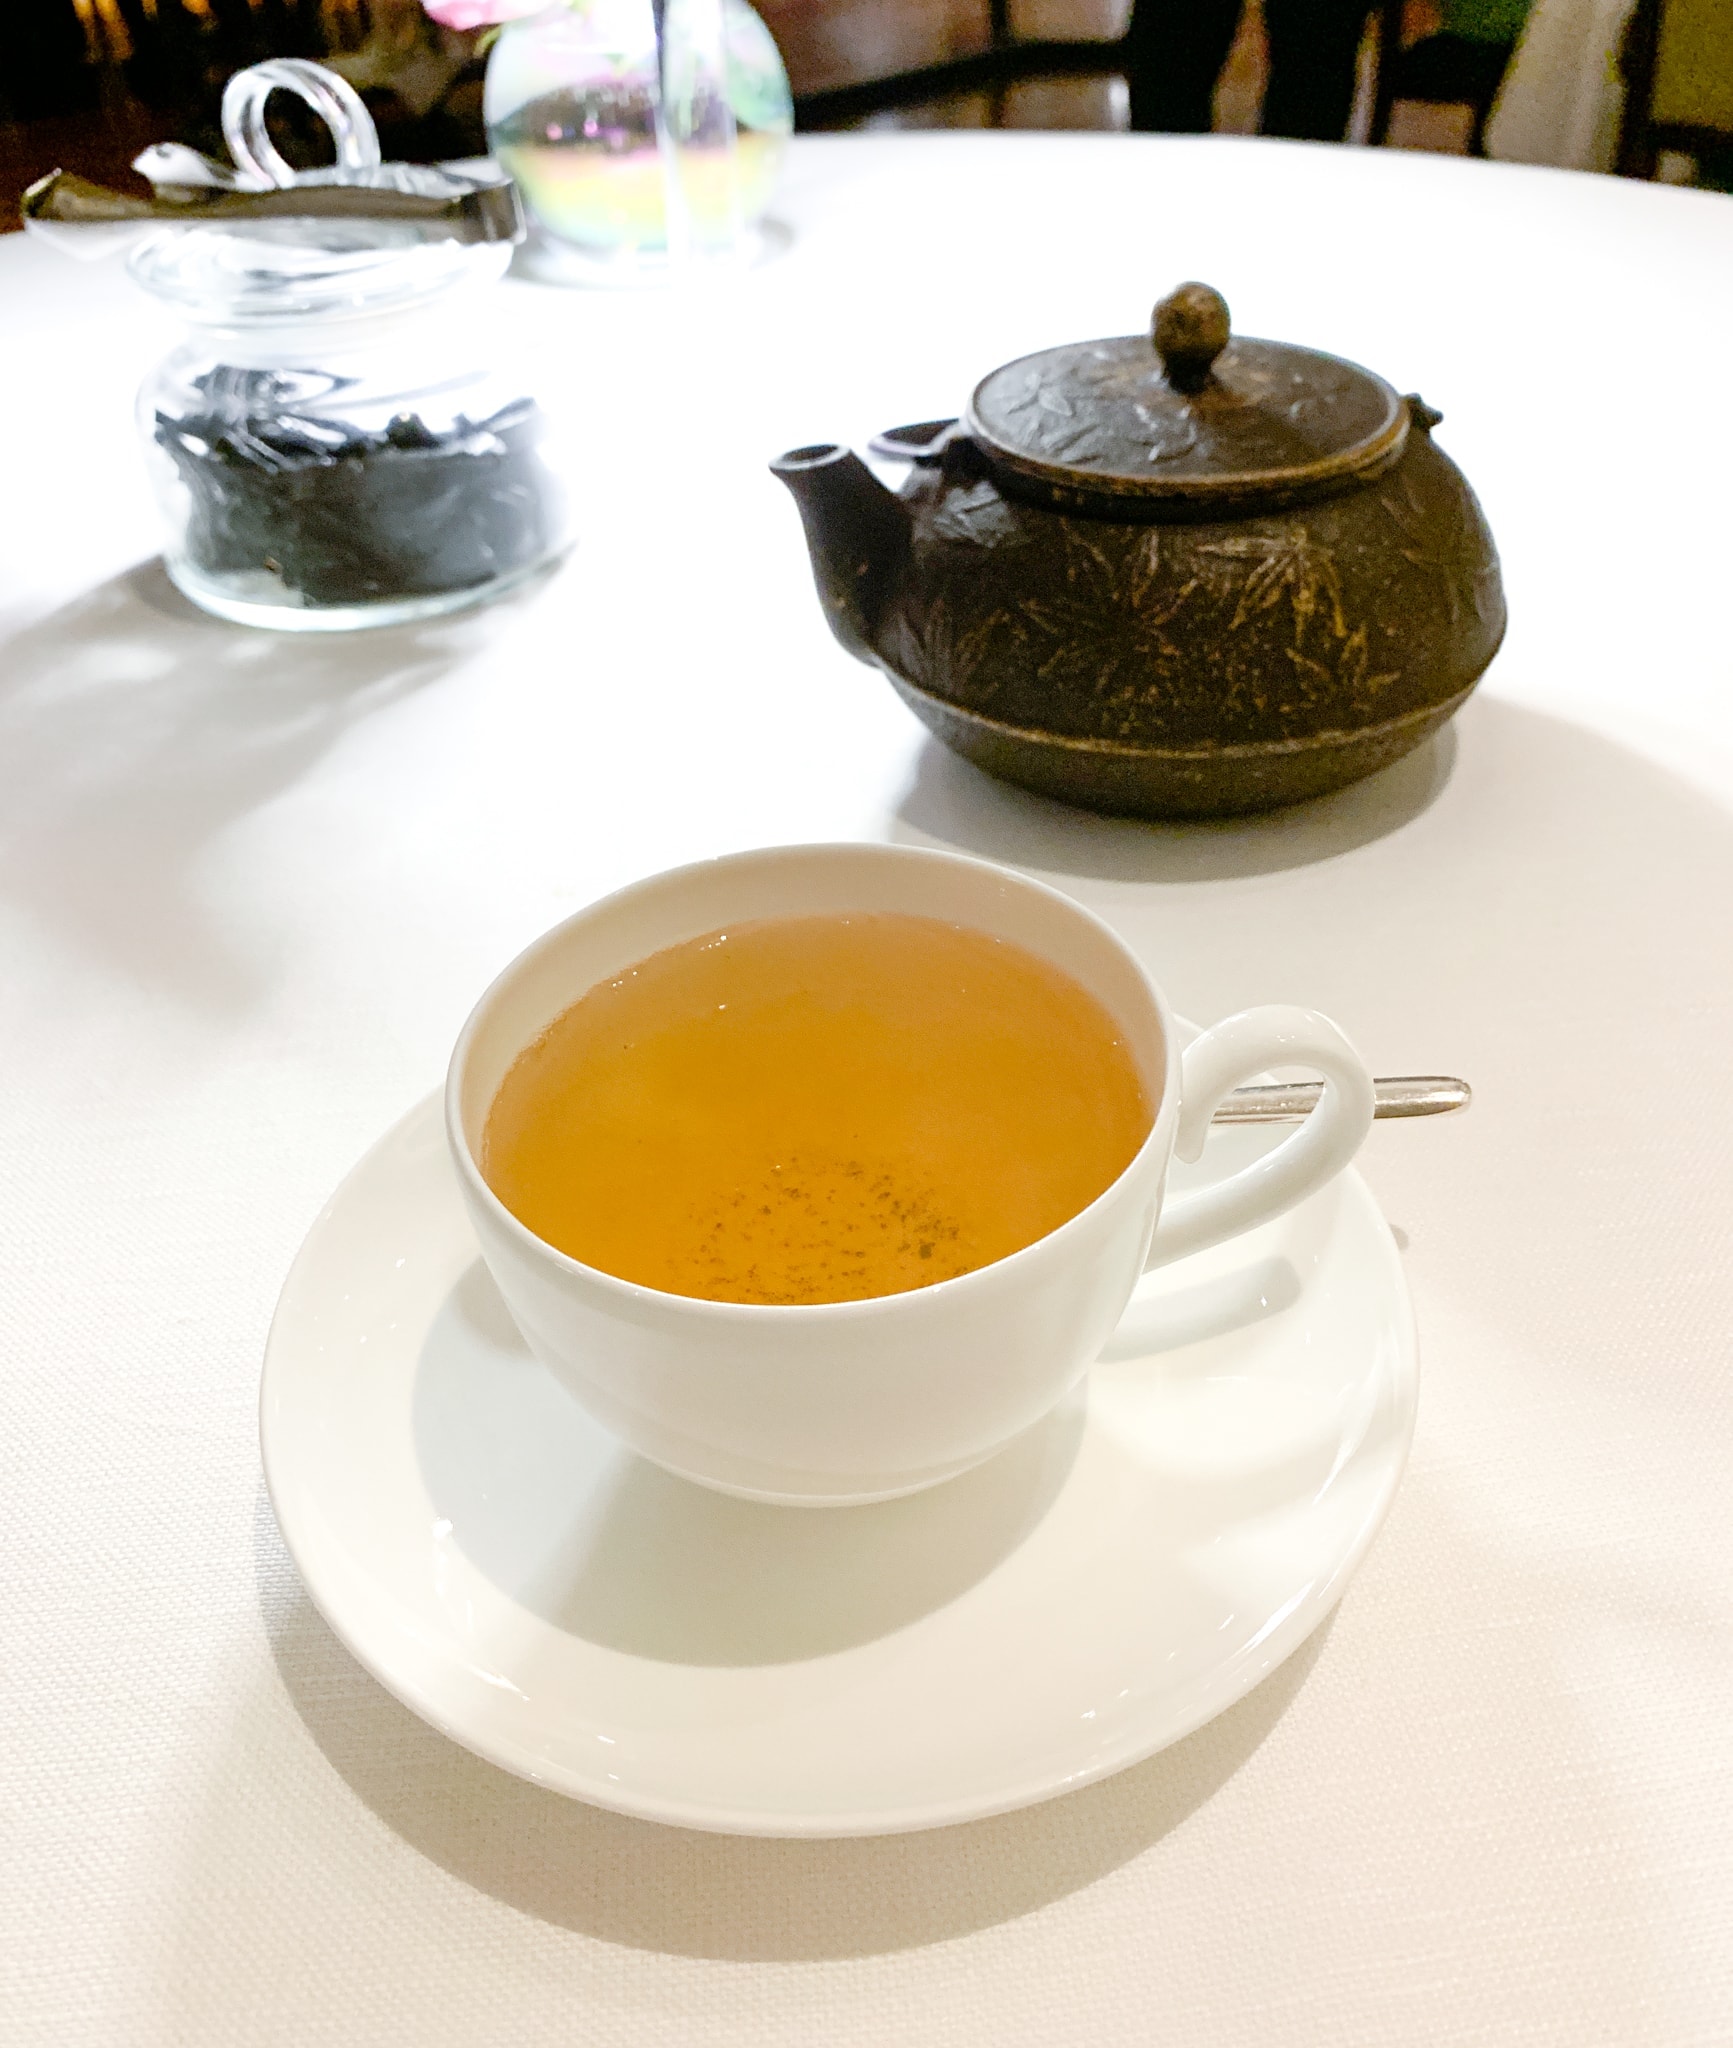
left=447, top=843, right=1375, bottom=1505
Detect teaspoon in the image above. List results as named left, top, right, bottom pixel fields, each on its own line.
left=1216, top=1076, right=1470, bottom=1124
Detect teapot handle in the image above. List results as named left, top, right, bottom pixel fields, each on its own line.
left=867, top=419, right=958, bottom=465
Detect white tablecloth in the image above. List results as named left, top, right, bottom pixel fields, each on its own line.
left=2, top=134, right=1731, bottom=2046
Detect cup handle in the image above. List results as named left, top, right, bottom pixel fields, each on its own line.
left=1145, top=1006, right=1376, bottom=1271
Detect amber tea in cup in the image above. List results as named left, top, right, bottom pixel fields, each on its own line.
left=481, top=912, right=1152, bottom=1305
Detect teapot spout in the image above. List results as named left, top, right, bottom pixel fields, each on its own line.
left=771, top=444, right=910, bottom=666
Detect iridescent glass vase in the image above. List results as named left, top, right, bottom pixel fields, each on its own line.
left=484, top=0, right=792, bottom=282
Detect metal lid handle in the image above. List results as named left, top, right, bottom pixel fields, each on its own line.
left=1152, top=282, right=1231, bottom=393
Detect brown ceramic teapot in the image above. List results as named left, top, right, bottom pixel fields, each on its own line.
left=772, top=283, right=1504, bottom=818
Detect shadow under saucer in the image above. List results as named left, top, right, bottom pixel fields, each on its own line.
left=255, top=1476, right=1334, bottom=1959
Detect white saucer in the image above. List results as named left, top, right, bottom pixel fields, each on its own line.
left=262, top=1088, right=1416, bottom=1838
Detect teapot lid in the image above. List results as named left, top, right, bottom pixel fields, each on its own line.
left=965, top=284, right=1409, bottom=510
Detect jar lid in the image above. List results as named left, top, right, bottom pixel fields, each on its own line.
left=965, top=283, right=1408, bottom=511
left=126, top=177, right=513, bottom=328
left=125, top=58, right=513, bottom=328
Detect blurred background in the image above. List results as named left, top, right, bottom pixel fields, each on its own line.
left=3, top=0, right=1728, bottom=222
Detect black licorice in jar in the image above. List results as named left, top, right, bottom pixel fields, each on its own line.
left=152, top=367, right=559, bottom=615
left=131, top=242, right=571, bottom=631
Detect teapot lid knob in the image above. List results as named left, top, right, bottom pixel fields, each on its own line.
left=1152, top=283, right=1231, bottom=392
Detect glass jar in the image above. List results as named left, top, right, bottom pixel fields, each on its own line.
left=130, top=62, right=570, bottom=631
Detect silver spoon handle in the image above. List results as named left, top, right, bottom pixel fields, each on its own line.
left=1215, top=1075, right=1471, bottom=1125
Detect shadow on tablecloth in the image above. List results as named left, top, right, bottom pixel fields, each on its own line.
left=252, top=1483, right=1331, bottom=1958
left=0, top=555, right=1455, bottom=1017
left=889, top=719, right=1458, bottom=883
left=0, top=559, right=522, bottom=1013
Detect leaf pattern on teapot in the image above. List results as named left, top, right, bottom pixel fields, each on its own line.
left=895, top=494, right=1443, bottom=735
left=1199, top=529, right=1347, bottom=639
left=1198, top=529, right=1398, bottom=701
left=1015, top=526, right=1200, bottom=697
left=899, top=523, right=1200, bottom=710
left=1284, top=624, right=1401, bottom=704
left=930, top=480, right=1021, bottom=547
left=897, top=592, right=1007, bottom=698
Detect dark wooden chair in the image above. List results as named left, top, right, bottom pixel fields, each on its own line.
left=1367, top=0, right=1519, bottom=157
left=1616, top=0, right=1733, bottom=181
left=790, top=0, right=1510, bottom=147
left=790, top=1, right=1125, bottom=129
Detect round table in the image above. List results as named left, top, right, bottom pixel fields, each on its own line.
left=2, top=134, right=1730, bottom=2046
